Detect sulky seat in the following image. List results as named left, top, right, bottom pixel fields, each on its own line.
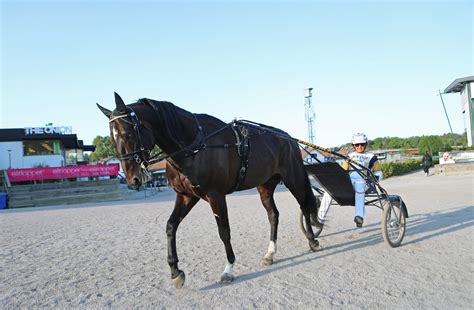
left=305, top=162, right=356, bottom=206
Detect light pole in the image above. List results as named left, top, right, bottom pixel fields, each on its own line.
left=7, top=149, right=12, bottom=169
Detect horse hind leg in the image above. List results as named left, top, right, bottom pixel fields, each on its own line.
left=166, top=193, right=200, bottom=289
left=257, top=176, right=280, bottom=266
left=282, top=169, right=321, bottom=252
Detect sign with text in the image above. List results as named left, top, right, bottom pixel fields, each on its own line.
left=7, top=164, right=119, bottom=182
left=24, top=126, right=73, bottom=135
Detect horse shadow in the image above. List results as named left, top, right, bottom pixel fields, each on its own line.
left=200, top=229, right=381, bottom=291
left=201, top=221, right=383, bottom=290
left=200, top=205, right=474, bottom=290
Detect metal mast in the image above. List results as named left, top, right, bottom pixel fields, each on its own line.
left=304, top=88, right=315, bottom=144
left=438, top=89, right=453, bottom=134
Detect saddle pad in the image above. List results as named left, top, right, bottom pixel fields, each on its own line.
left=305, top=162, right=355, bottom=206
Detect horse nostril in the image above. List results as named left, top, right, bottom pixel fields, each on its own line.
left=132, top=177, right=141, bottom=187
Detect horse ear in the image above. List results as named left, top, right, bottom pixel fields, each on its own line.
left=97, top=103, right=112, bottom=118
left=114, top=92, right=127, bottom=113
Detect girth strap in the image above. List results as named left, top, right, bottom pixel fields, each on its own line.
left=231, top=122, right=250, bottom=191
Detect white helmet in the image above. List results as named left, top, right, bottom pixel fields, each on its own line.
left=351, top=132, right=368, bottom=144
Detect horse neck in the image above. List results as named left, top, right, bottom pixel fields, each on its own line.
left=139, top=101, right=199, bottom=154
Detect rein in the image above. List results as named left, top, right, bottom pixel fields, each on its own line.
left=147, top=120, right=236, bottom=165
left=109, top=108, right=240, bottom=169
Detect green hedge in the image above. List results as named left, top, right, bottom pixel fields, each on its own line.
left=381, top=157, right=440, bottom=178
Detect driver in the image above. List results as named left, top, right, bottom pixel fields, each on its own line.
left=315, top=132, right=383, bottom=230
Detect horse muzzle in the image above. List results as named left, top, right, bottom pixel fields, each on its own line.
left=130, top=176, right=142, bottom=189
left=129, top=170, right=152, bottom=189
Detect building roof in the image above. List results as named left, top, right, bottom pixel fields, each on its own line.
left=0, top=128, right=94, bottom=150
left=148, top=160, right=167, bottom=172
left=444, top=76, right=474, bottom=94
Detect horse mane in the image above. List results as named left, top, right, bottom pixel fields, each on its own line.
left=136, top=98, right=192, bottom=148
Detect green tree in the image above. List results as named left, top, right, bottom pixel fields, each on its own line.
left=89, top=135, right=162, bottom=163
left=90, top=136, right=117, bottom=162
left=418, top=136, right=443, bottom=154
left=150, top=145, right=163, bottom=158
left=360, top=132, right=467, bottom=154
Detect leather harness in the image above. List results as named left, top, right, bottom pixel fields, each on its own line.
left=112, top=105, right=252, bottom=192
left=230, top=121, right=250, bottom=191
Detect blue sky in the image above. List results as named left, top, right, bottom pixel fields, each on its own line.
left=1, top=0, right=473, bottom=147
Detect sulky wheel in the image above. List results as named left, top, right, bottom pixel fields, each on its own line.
left=381, top=198, right=406, bottom=247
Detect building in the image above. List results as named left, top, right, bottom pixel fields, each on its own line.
left=147, top=160, right=169, bottom=186
left=0, top=125, right=95, bottom=170
left=370, top=149, right=421, bottom=162
left=301, top=146, right=336, bottom=164
left=444, top=76, right=474, bottom=146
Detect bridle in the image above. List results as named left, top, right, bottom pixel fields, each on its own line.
left=109, top=107, right=214, bottom=170
left=109, top=108, right=153, bottom=169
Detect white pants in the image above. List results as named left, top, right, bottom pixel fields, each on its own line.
left=317, top=171, right=367, bottom=223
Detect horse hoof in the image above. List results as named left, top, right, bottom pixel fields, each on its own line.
left=172, top=271, right=185, bottom=289
left=260, top=257, right=273, bottom=266
left=220, top=273, right=234, bottom=285
left=309, top=239, right=320, bottom=252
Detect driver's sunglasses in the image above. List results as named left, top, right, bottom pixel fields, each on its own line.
left=354, top=143, right=367, bottom=147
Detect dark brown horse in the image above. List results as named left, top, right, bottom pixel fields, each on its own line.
left=97, top=92, right=320, bottom=288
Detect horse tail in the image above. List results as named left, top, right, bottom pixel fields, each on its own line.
left=278, top=140, right=318, bottom=214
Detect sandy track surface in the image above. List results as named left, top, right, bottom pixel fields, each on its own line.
left=1, top=171, right=473, bottom=309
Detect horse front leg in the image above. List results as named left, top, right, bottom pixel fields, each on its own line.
left=166, top=193, right=200, bottom=289
left=257, top=179, right=280, bottom=266
left=208, top=194, right=236, bottom=284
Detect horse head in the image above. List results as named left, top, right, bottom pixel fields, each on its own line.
left=97, top=92, right=155, bottom=189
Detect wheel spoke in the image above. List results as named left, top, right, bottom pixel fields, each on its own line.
left=387, top=207, right=400, bottom=240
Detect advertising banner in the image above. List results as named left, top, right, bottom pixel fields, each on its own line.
left=7, top=164, right=119, bottom=182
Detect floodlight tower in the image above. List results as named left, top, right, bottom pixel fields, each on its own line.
left=304, top=88, right=315, bottom=144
